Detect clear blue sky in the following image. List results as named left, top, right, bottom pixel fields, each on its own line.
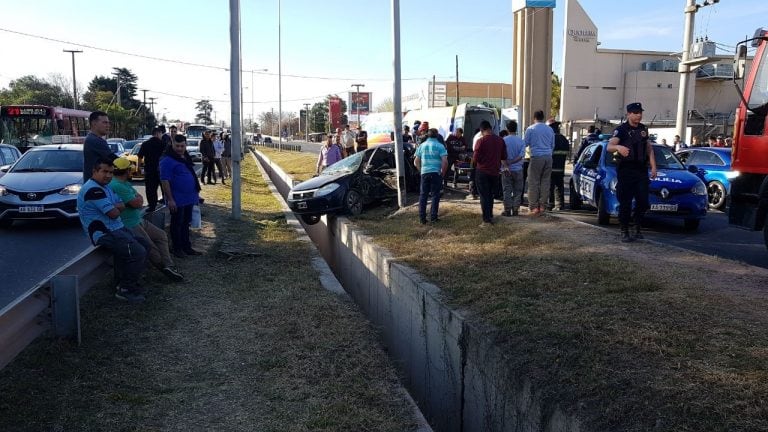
left=1, top=0, right=765, bottom=126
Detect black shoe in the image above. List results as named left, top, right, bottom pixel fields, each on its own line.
left=184, top=248, right=203, bottom=256
left=501, top=210, right=512, bottom=217
left=172, top=249, right=186, bottom=259
left=419, top=219, right=427, bottom=225
left=115, top=287, right=146, bottom=303
left=512, top=209, right=519, bottom=216
left=162, top=266, right=184, bottom=282
left=430, top=217, right=440, bottom=223
left=620, top=230, right=634, bottom=243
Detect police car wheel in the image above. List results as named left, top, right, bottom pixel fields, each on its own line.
left=707, top=181, right=726, bottom=210
left=300, top=214, right=321, bottom=225
left=684, top=218, right=700, bottom=231
left=569, top=179, right=582, bottom=210
left=597, top=192, right=610, bottom=225
left=762, top=216, right=768, bottom=251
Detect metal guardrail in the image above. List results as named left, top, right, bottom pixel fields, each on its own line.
left=251, top=141, right=302, bottom=152
left=0, top=208, right=166, bottom=370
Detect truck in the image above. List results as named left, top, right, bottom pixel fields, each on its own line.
left=730, top=27, right=768, bottom=250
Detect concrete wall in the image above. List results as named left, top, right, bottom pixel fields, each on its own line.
left=254, top=149, right=582, bottom=432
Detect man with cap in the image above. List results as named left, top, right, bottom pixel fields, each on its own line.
left=607, top=102, right=657, bottom=242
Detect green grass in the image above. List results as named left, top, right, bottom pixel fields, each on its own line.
left=0, top=156, right=417, bottom=432
left=257, top=148, right=317, bottom=182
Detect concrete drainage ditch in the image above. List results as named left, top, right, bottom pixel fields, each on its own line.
left=254, top=150, right=581, bottom=432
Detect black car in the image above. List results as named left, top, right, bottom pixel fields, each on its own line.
left=287, top=143, right=418, bottom=224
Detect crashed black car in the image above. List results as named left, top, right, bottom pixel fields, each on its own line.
left=287, top=143, right=419, bottom=224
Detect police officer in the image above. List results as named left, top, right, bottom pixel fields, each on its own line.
left=606, top=102, right=657, bottom=242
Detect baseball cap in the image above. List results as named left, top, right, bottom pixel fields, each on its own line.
left=626, top=102, right=644, bottom=113
left=113, top=157, right=131, bottom=170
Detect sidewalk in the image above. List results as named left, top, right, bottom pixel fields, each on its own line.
left=0, top=157, right=423, bottom=431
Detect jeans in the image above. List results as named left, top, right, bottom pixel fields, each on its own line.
left=96, top=227, right=148, bottom=292
left=201, top=159, right=216, bottom=183
left=170, top=204, right=193, bottom=253
left=419, top=172, right=443, bottom=222
left=475, top=170, right=498, bottom=222
left=527, top=155, right=553, bottom=209
left=221, top=156, right=232, bottom=179
left=502, top=170, right=525, bottom=211
left=214, top=158, right=226, bottom=180
left=617, top=168, right=649, bottom=228
left=144, top=173, right=160, bottom=211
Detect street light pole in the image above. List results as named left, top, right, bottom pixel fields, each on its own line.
left=351, top=83, right=365, bottom=129
left=278, top=0, right=283, bottom=151
left=229, top=0, right=243, bottom=219
left=303, top=103, right=311, bottom=141
left=391, top=0, right=405, bottom=208
left=63, top=49, right=82, bottom=109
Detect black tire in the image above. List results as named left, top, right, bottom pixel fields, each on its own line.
left=763, top=215, right=768, bottom=251
left=344, top=189, right=363, bottom=216
left=300, top=214, right=321, bottom=225
left=707, top=180, right=727, bottom=210
left=684, top=218, right=700, bottom=231
left=569, top=179, right=582, bottom=210
left=597, top=192, right=610, bottom=225
left=0, top=219, right=12, bottom=229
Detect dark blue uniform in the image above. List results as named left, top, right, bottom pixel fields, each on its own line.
left=612, top=121, right=650, bottom=229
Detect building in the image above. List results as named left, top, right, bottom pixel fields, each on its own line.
left=560, top=0, right=743, bottom=144
left=403, top=81, right=515, bottom=111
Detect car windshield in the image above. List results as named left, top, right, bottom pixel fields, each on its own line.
left=131, top=144, right=142, bottom=155
left=10, top=149, right=82, bottom=173
left=323, top=151, right=365, bottom=175
left=654, top=146, right=684, bottom=169
left=108, top=143, right=121, bottom=153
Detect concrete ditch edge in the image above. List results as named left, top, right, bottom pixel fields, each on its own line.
left=253, top=149, right=583, bottom=432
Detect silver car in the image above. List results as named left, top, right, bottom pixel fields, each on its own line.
left=0, top=144, right=83, bottom=228
left=186, top=138, right=202, bottom=162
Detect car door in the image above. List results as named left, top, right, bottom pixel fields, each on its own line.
left=574, top=144, right=601, bottom=204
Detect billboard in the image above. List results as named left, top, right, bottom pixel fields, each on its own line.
left=328, top=97, right=343, bottom=131
left=349, top=92, right=371, bottom=116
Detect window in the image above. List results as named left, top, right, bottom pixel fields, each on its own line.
left=688, top=150, right=725, bottom=166
left=676, top=151, right=691, bottom=164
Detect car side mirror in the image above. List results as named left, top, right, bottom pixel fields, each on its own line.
left=0, top=165, right=9, bottom=173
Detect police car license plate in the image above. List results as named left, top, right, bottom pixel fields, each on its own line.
left=297, top=202, right=308, bottom=209
left=650, top=204, right=677, bottom=212
left=19, top=206, right=44, bottom=213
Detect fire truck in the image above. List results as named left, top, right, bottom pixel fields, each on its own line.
left=730, top=27, right=768, bottom=250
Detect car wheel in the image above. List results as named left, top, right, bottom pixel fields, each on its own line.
left=763, top=214, right=768, bottom=252
left=344, top=189, right=363, bottom=216
left=684, top=218, right=700, bottom=231
left=300, top=214, right=321, bottom=225
left=0, top=219, right=12, bottom=229
left=569, top=179, right=582, bottom=210
left=597, top=191, right=610, bottom=225
left=707, top=180, right=726, bottom=210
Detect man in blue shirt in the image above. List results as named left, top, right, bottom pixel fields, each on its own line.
left=524, top=110, right=555, bottom=216
left=78, top=159, right=148, bottom=303
left=414, top=128, right=448, bottom=224
left=82, top=111, right=117, bottom=182
left=501, top=121, right=526, bottom=216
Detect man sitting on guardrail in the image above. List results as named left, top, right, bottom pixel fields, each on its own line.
left=109, top=157, right=184, bottom=282
left=77, top=159, right=148, bottom=303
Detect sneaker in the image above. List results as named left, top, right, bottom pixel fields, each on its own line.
left=529, top=208, right=541, bottom=216
left=162, top=266, right=185, bottom=282
left=115, top=288, right=146, bottom=303
left=430, top=217, right=440, bottom=223
left=620, top=230, right=634, bottom=243
left=501, top=210, right=512, bottom=217
left=183, top=248, right=203, bottom=256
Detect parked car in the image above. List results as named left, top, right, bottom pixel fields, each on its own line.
left=106, top=138, right=125, bottom=156
left=124, top=143, right=143, bottom=180
left=569, top=141, right=707, bottom=230
left=0, top=144, right=83, bottom=228
left=186, top=138, right=202, bottom=162
left=0, top=144, right=23, bottom=177
left=123, top=139, right=143, bottom=153
left=675, top=147, right=735, bottom=210
left=287, top=143, right=419, bottom=225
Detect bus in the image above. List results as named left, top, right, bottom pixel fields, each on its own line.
left=185, top=124, right=209, bottom=138
left=0, top=105, right=91, bottom=152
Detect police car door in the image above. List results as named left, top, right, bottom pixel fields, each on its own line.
left=575, top=143, right=601, bottom=204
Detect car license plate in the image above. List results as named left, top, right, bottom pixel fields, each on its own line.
left=19, top=205, right=44, bottom=213
left=651, top=204, right=678, bottom=212
left=297, top=202, right=308, bottom=209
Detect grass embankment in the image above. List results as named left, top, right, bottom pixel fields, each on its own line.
left=258, top=147, right=317, bottom=182
left=353, top=204, right=768, bottom=431
left=0, top=156, right=416, bottom=432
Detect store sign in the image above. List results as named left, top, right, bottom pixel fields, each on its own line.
left=568, top=28, right=596, bottom=43
left=2, top=106, right=50, bottom=117
left=349, top=92, right=371, bottom=116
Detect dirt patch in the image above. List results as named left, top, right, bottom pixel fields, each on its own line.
left=0, top=157, right=417, bottom=432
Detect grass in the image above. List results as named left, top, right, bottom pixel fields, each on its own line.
left=257, top=148, right=317, bottom=182
left=0, top=155, right=417, bottom=432
left=352, top=200, right=768, bottom=431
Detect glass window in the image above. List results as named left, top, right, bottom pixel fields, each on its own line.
left=747, top=45, right=768, bottom=111
left=653, top=146, right=684, bottom=169
left=688, top=150, right=724, bottom=166
left=0, top=147, right=17, bottom=164
left=676, top=151, right=692, bottom=164
left=11, top=150, right=83, bottom=173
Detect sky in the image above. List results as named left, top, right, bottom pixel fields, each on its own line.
left=1, top=0, right=766, bottom=128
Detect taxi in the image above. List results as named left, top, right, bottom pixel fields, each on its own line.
left=569, top=139, right=707, bottom=230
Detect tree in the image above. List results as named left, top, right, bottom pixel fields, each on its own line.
left=373, top=97, right=394, bottom=113
left=0, top=75, right=73, bottom=107
left=258, top=111, right=277, bottom=135
left=195, top=99, right=213, bottom=124
left=551, top=72, right=561, bottom=119
left=309, top=95, right=349, bottom=133
left=81, top=67, right=141, bottom=110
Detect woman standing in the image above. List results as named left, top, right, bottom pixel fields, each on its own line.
left=213, top=133, right=226, bottom=185
left=160, top=135, right=202, bottom=257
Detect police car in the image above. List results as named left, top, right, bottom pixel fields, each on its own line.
left=569, top=139, right=707, bottom=230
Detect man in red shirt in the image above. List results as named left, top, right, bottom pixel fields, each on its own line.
left=472, top=120, right=509, bottom=225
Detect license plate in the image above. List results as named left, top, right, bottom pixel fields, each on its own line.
left=297, top=202, right=308, bottom=209
left=19, top=206, right=44, bottom=213
left=651, top=204, right=678, bottom=212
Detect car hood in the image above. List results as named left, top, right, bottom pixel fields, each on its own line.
left=0, top=171, right=83, bottom=191
left=651, top=169, right=702, bottom=189
left=291, top=171, right=351, bottom=191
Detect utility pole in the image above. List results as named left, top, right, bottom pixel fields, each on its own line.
left=303, top=103, right=311, bottom=141
left=278, top=0, right=283, bottom=151
left=455, top=55, right=460, bottom=106
left=351, top=83, right=365, bottom=129
left=431, top=75, right=436, bottom=107
left=392, top=0, right=405, bottom=208
left=141, top=89, right=148, bottom=107
left=229, top=0, right=243, bottom=219
left=112, top=71, right=122, bottom=108
left=148, top=97, right=157, bottom=117
left=63, top=49, right=82, bottom=109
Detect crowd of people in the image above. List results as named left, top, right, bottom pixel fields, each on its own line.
left=79, top=111, right=209, bottom=303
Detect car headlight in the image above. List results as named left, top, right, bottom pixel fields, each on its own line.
left=609, top=177, right=618, bottom=192
left=692, top=182, right=707, bottom=196
left=315, top=183, right=340, bottom=197
left=59, top=183, right=81, bottom=195
left=0, top=185, right=6, bottom=196
left=725, top=170, right=740, bottom=179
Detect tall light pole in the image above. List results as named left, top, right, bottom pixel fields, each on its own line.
left=63, top=49, right=82, bottom=109
left=391, top=0, right=405, bottom=208
left=278, top=0, right=283, bottom=151
left=229, top=0, right=243, bottom=219
left=303, top=103, right=311, bottom=141
left=351, top=83, right=365, bottom=129
left=675, top=0, right=720, bottom=144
